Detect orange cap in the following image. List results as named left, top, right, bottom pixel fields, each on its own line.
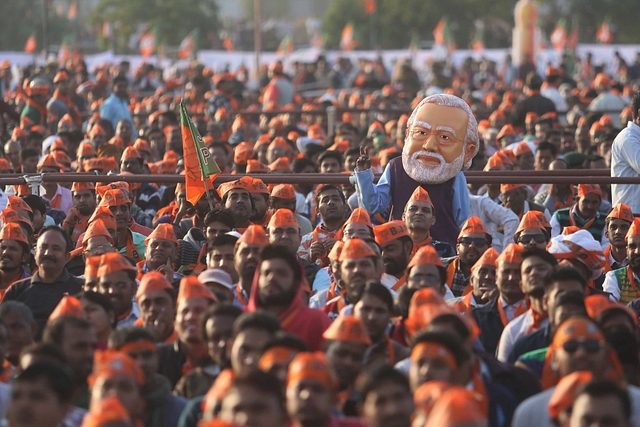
left=627, top=218, right=640, bottom=239
left=85, top=255, right=102, bottom=278
left=7, top=196, right=33, bottom=213
left=83, top=157, right=116, bottom=172
left=82, top=220, right=114, bottom=249
left=246, top=160, right=269, bottom=173
left=287, top=352, right=337, bottom=391
left=249, top=178, right=269, bottom=195
left=37, top=154, right=61, bottom=170
left=589, top=121, right=605, bottom=136
left=0, top=222, right=29, bottom=246
left=408, top=186, right=435, bottom=211
left=133, top=139, right=150, bottom=154
left=234, top=142, right=255, bottom=165
left=496, top=243, right=524, bottom=265
left=374, top=220, right=409, bottom=246
left=268, top=136, right=289, bottom=151
left=144, top=223, right=178, bottom=246
left=501, top=183, right=526, bottom=194
left=584, top=294, right=638, bottom=326
left=122, top=146, right=141, bottom=160
left=530, top=210, right=552, bottom=230
left=99, top=189, right=131, bottom=207
left=178, top=276, right=216, bottom=302
left=96, top=182, right=130, bottom=197
left=0, top=159, right=11, bottom=172
left=496, top=124, right=516, bottom=141
left=89, top=206, right=117, bottom=230
left=408, top=289, right=446, bottom=319
left=407, top=245, right=444, bottom=269
left=513, top=142, right=532, bottom=157
left=77, top=142, right=96, bottom=157
left=268, top=208, right=299, bottom=229
left=471, top=247, right=499, bottom=273
left=236, top=224, right=269, bottom=246
left=270, top=184, right=296, bottom=200
left=71, top=181, right=95, bottom=193
left=89, top=124, right=107, bottom=138
left=548, top=371, right=593, bottom=419
left=48, top=295, right=85, bottom=322
left=0, top=209, right=33, bottom=232
left=577, top=184, right=602, bottom=199
left=483, top=155, right=506, bottom=171
left=516, top=211, right=547, bottom=235
left=269, top=157, right=291, bottom=172
left=307, top=124, right=325, bottom=140
left=338, top=238, right=377, bottom=262
left=216, top=176, right=252, bottom=200
left=97, top=253, right=136, bottom=277
left=458, top=216, right=489, bottom=238
left=424, top=389, right=487, bottom=427
left=345, top=208, right=372, bottom=228
left=259, top=346, right=300, bottom=372
left=552, top=317, right=604, bottom=349
left=607, top=203, right=634, bottom=223
left=594, top=73, right=611, bottom=88
left=82, top=396, right=132, bottom=427
left=328, top=240, right=344, bottom=261
left=411, top=341, right=456, bottom=369
left=525, top=112, right=539, bottom=124
left=136, top=271, right=173, bottom=300
left=414, top=381, right=456, bottom=415
left=89, top=350, right=145, bottom=387
left=322, top=315, right=372, bottom=345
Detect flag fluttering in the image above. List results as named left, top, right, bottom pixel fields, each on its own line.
left=223, top=36, right=234, bottom=52
left=340, top=23, right=357, bottom=51
left=67, top=1, right=77, bottom=20
left=24, top=35, right=37, bottom=53
left=568, top=27, right=579, bottom=50
left=179, top=30, right=198, bottom=59
left=139, top=31, right=156, bottom=57
left=596, top=21, right=613, bottom=44
left=363, top=0, right=376, bottom=15
left=433, top=18, right=456, bottom=52
left=179, top=101, right=220, bottom=206
left=550, top=19, right=567, bottom=50
left=58, top=40, right=70, bottom=66
left=102, top=21, right=113, bottom=40
left=277, top=34, right=294, bottom=55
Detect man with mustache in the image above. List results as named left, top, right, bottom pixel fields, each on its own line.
left=120, top=147, right=161, bottom=217
left=96, top=252, right=139, bottom=328
left=550, top=184, right=607, bottom=244
left=99, top=189, right=146, bottom=264
left=63, top=182, right=96, bottom=247
left=217, top=177, right=254, bottom=232
left=37, top=154, right=73, bottom=214
left=3, top=226, right=82, bottom=336
left=501, top=183, right=549, bottom=220
left=232, top=225, right=268, bottom=308
left=136, top=271, right=177, bottom=343
left=603, top=204, right=633, bottom=273
left=137, top=224, right=182, bottom=287
left=247, top=245, right=331, bottom=351
left=0, top=223, right=31, bottom=294
left=373, top=221, right=413, bottom=292
left=472, top=244, right=528, bottom=355
left=450, top=247, right=499, bottom=315
left=354, top=93, right=478, bottom=247
left=443, top=216, right=492, bottom=297
left=604, top=218, right=640, bottom=304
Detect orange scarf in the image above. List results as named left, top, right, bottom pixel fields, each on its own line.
left=554, top=188, right=575, bottom=211
left=445, top=259, right=459, bottom=289
left=326, top=281, right=340, bottom=301
left=26, top=99, right=47, bottom=124
left=125, top=232, right=143, bottom=263
left=410, top=234, right=433, bottom=259
left=50, top=192, right=61, bottom=209
left=569, top=207, right=596, bottom=230
left=71, top=214, right=90, bottom=244
left=496, top=298, right=529, bottom=327
left=526, top=307, right=548, bottom=334
left=392, top=274, right=406, bottom=291
left=52, top=89, right=81, bottom=125
left=453, top=293, right=474, bottom=316
left=236, top=283, right=248, bottom=306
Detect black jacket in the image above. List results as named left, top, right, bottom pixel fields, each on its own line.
left=471, top=298, right=505, bottom=356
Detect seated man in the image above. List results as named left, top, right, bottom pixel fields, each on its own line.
left=402, top=187, right=454, bottom=258
left=550, top=184, right=607, bottom=246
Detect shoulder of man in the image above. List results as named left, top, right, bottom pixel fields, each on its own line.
left=2, top=276, right=33, bottom=300
left=441, top=256, right=457, bottom=268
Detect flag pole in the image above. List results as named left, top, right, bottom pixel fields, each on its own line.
left=202, top=175, right=215, bottom=211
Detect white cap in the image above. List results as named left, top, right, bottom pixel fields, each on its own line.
left=198, top=269, right=234, bottom=290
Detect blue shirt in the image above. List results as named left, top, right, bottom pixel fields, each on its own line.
left=100, top=94, right=136, bottom=135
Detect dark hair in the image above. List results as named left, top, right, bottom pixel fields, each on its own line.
left=14, top=362, right=74, bottom=404
left=631, top=91, right=640, bottom=121
left=356, top=362, right=411, bottom=401
left=344, top=147, right=360, bottom=159
left=200, top=303, right=243, bottom=341
left=43, top=317, right=92, bottom=347
left=20, top=148, right=39, bottom=162
left=19, top=342, right=67, bottom=366
left=108, top=326, right=157, bottom=349
left=521, top=247, right=557, bottom=267
left=553, top=290, right=587, bottom=315
left=427, top=314, right=472, bottom=343
left=606, top=329, right=639, bottom=368
left=543, top=265, right=587, bottom=293
left=318, top=150, right=343, bottom=167
left=536, top=141, right=558, bottom=157
left=526, top=73, right=543, bottom=90
left=395, top=287, right=418, bottom=319
left=112, top=75, right=129, bottom=86
left=315, top=184, right=346, bottom=206
left=262, top=331, right=308, bottom=353
left=411, top=330, right=470, bottom=368
left=210, top=234, right=239, bottom=250
left=230, top=371, right=285, bottom=410
left=204, top=208, right=236, bottom=229
left=22, top=194, right=46, bottom=215
left=292, top=157, right=317, bottom=173
left=359, top=281, right=393, bottom=312
left=38, top=225, right=73, bottom=254
left=0, top=301, right=34, bottom=324
left=209, top=142, right=229, bottom=154
left=232, top=310, right=282, bottom=339
left=303, top=143, right=326, bottom=160
left=260, top=245, right=302, bottom=287
left=575, top=380, right=632, bottom=421
left=76, top=291, right=116, bottom=328
left=337, top=123, right=358, bottom=136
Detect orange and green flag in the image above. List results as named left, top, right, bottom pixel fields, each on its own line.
left=180, top=100, right=220, bottom=206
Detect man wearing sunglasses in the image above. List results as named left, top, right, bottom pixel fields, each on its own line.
left=472, top=244, right=527, bottom=355
left=514, top=211, right=550, bottom=249
left=603, top=203, right=633, bottom=273
left=506, top=265, right=587, bottom=364
left=497, top=248, right=557, bottom=362
left=443, top=216, right=492, bottom=297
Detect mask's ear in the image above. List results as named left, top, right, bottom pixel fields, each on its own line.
left=463, top=141, right=478, bottom=168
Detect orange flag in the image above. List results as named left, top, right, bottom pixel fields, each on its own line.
left=24, top=35, right=37, bottom=53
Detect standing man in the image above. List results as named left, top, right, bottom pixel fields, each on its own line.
left=100, top=76, right=136, bottom=136
left=612, top=91, right=640, bottom=214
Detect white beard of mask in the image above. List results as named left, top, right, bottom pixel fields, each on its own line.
left=402, top=147, right=465, bottom=184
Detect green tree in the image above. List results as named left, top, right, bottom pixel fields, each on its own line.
left=91, top=0, right=221, bottom=52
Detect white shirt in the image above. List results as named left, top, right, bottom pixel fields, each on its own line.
left=500, top=297, right=527, bottom=323
left=469, top=195, right=519, bottom=254
left=588, top=92, right=626, bottom=128
left=549, top=205, right=610, bottom=250
left=116, top=302, right=140, bottom=328
left=612, top=121, right=640, bottom=214
left=497, top=309, right=549, bottom=363
left=602, top=269, right=638, bottom=302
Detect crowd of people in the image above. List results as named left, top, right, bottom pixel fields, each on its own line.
left=0, top=48, right=637, bottom=427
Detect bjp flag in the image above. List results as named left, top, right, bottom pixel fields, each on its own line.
left=24, top=35, right=37, bottom=53
left=179, top=100, right=220, bottom=206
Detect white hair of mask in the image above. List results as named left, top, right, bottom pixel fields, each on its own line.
left=405, top=94, right=480, bottom=169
